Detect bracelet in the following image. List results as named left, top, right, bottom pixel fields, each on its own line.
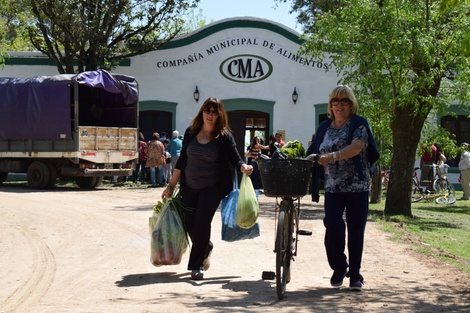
left=332, top=152, right=337, bottom=162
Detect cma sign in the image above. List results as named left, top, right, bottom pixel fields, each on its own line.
left=220, top=54, right=273, bottom=83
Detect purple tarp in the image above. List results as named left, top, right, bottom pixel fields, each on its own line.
left=0, top=70, right=138, bottom=140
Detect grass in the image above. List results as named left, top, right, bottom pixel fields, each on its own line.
left=369, top=190, right=470, bottom=275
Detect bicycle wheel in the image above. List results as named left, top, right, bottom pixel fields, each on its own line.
left=411, top=179, right=424, bottom=202
left=434, top=179, right=456, bottom=205
left=276, top=200, right=292, bottom=300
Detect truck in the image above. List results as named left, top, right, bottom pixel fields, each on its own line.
left=0, top=70, right=139, bottom=189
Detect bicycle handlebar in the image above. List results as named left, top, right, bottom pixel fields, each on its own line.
left=305, top=154, right=319, bottom=162
left=258, top=153, right=319, bottom=162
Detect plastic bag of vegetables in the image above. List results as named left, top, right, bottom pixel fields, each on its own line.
left=235, top=173, right=259, bottom=229
left=280, top=140, right=306, bottom=158
left=149, top=191, right=189, bottom=266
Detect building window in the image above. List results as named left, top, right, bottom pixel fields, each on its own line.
left=441, top=115, right=470, bottom=166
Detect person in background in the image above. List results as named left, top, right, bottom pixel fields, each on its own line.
left=275, top=132, right=285, bottom=147
left=267, top=134, right=280, bottom=157
left=161, top=97, right=253, bottom=280
left=163, top=139, right=172, bottom=184
left=159, top=132, right=168, bottom=143
left=308, top=133, right=316, bottom=147
left=435, top=144, right=447, bottom=165
left=308, top=85, right=379, bottom=291
left=245, top=136, right=269, bottom=189
left=145, top=132, right=165, bottom=188
left=133, top=132, right=147, bottom=183
left=419, top=143, right=437, bottom=185
left=168, top=130, right=183, bottom=176
left=458, top=143, right=470, bottom=200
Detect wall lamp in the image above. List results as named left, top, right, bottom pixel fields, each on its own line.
left=194, top=86, right=200, bottom=102
left=292, top=87, right=298, bottom=104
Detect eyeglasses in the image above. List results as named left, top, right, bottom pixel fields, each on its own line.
left=331, top=98, right=352, bottom=106
left=203, top=108, right=218, bottom=116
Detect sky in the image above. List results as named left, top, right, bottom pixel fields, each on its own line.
left=194, top=0, right=301, bottom=32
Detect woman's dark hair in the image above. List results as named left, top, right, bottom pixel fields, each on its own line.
left=190, top=97, right=230, bottom=138
left=250, top=136, right=260, bottom=147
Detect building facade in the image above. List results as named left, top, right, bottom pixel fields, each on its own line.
left=2, top=17, right=338, bottom=157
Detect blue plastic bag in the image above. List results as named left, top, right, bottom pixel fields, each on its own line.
left=221, top=171, right=260, bottom=242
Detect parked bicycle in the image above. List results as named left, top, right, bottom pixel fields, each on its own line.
left=411, top=163, right=456, bottom=204
left=256, top=153, right=317, bottom=300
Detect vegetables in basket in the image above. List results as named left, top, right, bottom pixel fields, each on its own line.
left=149, top=189, right=189, bottom=266
left=280, top=140, right=306, bottom=158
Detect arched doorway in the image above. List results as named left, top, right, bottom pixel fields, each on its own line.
left=228, top=111, right=270, bottom=159
left=139, top=100, right=177, bottom=141
left=224, top=98, right=274, bottom=159
left=139, top=110, right=172, bottom=142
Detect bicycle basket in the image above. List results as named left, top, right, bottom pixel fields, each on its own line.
left=256, top=158, right=311, bottom=197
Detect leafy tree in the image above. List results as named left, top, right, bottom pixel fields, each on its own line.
left=180, top=8, right=210, bottom=34
left=292, top=0, right=470, bottom=216
left=0, top=0, right=36, bottom=63
left=274, top=0, right=341, bottom=32
left=2, top=0, right=199, bottom=73
left=440, top=0, right=470, bottom=54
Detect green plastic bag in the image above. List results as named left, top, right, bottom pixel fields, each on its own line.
left=235, top=173, right=260, bottom=229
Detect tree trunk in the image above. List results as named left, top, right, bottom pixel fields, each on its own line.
left=384, top=106, right=426, bottom=217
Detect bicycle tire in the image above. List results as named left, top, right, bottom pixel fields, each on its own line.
left=411, top=179, right=424, bottom=202
left=276, top=200, right=292, bottom=300
left=434, top=179, right=456, bottom=205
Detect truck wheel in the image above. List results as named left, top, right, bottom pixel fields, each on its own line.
left=92, top=176, right=103, bottom=188
left=27, top=161, right=51, bottom=189
left=75, top=177, right=98, bottom=189
left=46, top=163, right=57, bottom=189
left=0, top=172, right=8, bottom=184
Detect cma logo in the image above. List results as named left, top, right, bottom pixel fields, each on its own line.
left=220, top=54, right=273, bottom=83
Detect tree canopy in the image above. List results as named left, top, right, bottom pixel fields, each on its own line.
left=289, top=0, right=470, bottom=216
left=1, top=0, right=200, bottom=73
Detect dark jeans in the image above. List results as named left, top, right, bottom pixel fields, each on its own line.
left=181, top=183, right=221, bottom=271
left=133, top=160, right=146, bottom=182
left=323, top=191, right=369, bottom=281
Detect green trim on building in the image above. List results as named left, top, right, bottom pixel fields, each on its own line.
left=5, top=20, right=300, bottom=67
left=314, top=103, right=329, bottom=126
left=158, top=19, right=303, bottom=50
left=139, top=100, right=178, bottom=128
left=223, top=98, right=275, bottom=134
left=444, top=106, right=470, bottom=116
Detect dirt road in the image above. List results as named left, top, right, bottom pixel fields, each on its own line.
left=1, top=184, right=469, bottom=313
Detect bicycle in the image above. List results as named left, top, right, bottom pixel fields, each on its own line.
left=256, top=153, right=317, bottom=300
left=411, top=163, right=456, bottom=204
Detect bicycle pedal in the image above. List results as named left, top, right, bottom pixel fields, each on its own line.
left=298, top=230, right=312, bottom=236
left=262, top=271, right=275, bottom=280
